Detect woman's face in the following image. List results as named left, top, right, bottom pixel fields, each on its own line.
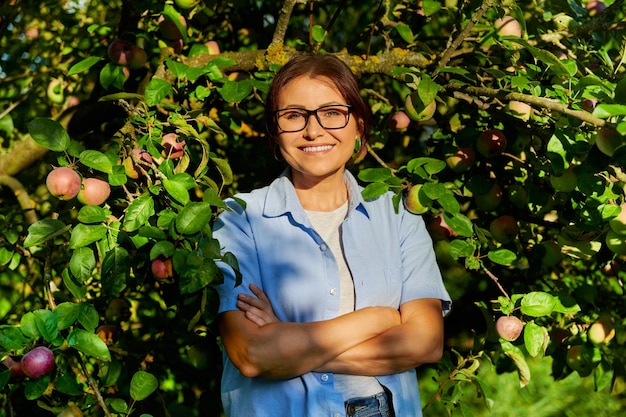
left=275, top=75, right=361, bottom=184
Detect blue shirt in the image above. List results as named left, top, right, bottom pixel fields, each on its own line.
left=213, top=169, right=451, bottom=417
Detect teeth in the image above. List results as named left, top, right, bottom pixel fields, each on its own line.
left=302, top=145, right=333, bottom=152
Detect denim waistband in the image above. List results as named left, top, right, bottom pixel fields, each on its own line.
left=345, top=390, right=392, bottom=417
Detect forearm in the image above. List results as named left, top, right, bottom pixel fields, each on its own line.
left=316, top=299, right=445, bottom=375
left=220, top=306, right=401, bottom=379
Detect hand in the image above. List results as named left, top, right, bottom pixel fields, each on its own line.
left=237, top=284, right=280, bottom=326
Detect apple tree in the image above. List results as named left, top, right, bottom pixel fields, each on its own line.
left=1, top=0, right=625, bottom=415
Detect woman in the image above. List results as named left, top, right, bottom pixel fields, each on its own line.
left=213, top=54, right=451, bottom=417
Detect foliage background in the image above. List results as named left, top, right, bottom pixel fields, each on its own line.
left=1, top=0, right=626, bottom=416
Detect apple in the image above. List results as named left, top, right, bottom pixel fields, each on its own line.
left=476, top=129, right=507, bottom=158
left=47, top=79, right=65, bottom=104
left=495, top=15, right=522, bottom=37
left=24, top=27, right=39, bottom=39
left=77, top=178, right=111, bottom=206
left=565, top=344, right=594, bottom=376
left=124, top=148, right=153, bottom=179
left=595, top=127, right=624, bottom=157
left=21, top=346, right=55, bottom=379
left=446, top=147, right=475, bottom=172
left=2, top=356, right=25, bottom=382
left=388, top=111, right=411, bottom=131
left=161, top=133, right=186, bottom=159
left=158, top=14, right=187, bottom=40
left=105, top=298, right=132, bottom=323
left=46, top=167, right=82, bottom=200
left=582, top=98, right=598, bottom=113
left=404, top=184, right=430, bottom=214
left=57, top=405, right=84, bottom=417
left=586, top=0, right=606, bottom=16
left=107, top=39, right=134, bottom=66
left=405, top=91, right=436, bottom=122
left=549, top=169, right=577, bottom=192
left=129, top=45, right=148, bottom=70
left=605, top=229, right=626, bottom=255
left=601, top=259, right=620, bottom=277
left=588, top=317, right=615, bottom=344
left=427, top=213, right=456, bottom=241
left=609, top=203, right=626, bottom=235
left=65, top=95, right=80, bottom=108
left=96, top=324, right=120, bottom=345
left=506, top=184, right=529, bottom=209
left=474, top=183, right=503, bottom=212
left=506, top=100, right=532, bottom=121
left=174, top=0, right=198, bottom=9
left=496, top=316, right=523, bottom=341
left=489, top=215, right=519, bottom=243
left=206, top=40, right=220, bottom=55
left=152, top=256, right=174, bottom=280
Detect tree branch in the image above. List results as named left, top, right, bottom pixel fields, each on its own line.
left=0, top=175, right=38, bottom=224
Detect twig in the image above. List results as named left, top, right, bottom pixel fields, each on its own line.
left=43, top=249, right=57, bottom=310
left=270, top=0, right=303, bottom=47
left=366, top=143, right=396, bottom=173
left=481, top=264, right=510, bottom=300
left=75, top=351, right=113, bottom=417
left=0, top=175, right=38, bottom=224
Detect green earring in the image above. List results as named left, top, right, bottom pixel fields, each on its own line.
left=354, top=138, right=361, bottom=154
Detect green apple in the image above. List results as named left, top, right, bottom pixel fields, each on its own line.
left=595, top=127, right=624, bottom=157
left=405, top=91, right=436, bottom=122
left=474, top=183, right=503, bottom=212
left=549, top=169, right=577, bottom=192
left=539, top=240, right=562, bottom=267
left=446, top=147, right=475, bottom=172
left=605, top=229, right=626, bottom=255
left=47, top=79, right=65, bottom=104
left=495, top=15, right=522, bottom=37
left=174, top=0, right=198, bottom=9
left=404, top=184, right=430, bottom=214
left=489, top=215, right=519, bottom=243
left=588, top=317, right=615, bottom=344
left=566, top=344, right=594, bottom=376
left=609, top=203, right=626, bottom=235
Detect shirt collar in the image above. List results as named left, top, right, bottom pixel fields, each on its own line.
left=263, top=168, right=369, bottom=220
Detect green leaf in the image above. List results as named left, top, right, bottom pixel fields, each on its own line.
left=444, top=212, right=474, bottom=237
left=521, top=291, right=557, bottom=317
left=20, top=311, right=40, bottom=338
left=24, top=219, right=70, bottom=247
left=77, top=205, right=108, bottom=223
left=218, top=79, right=253, bottom=103
left=417, top=75, right=441, bottom=107
left=162, top=178, right=190, bottom=205
left=524, top=322, right=548, bottom=358
left=24, top=374, right=51, bottom=400
left=395, top=23, right=414, bottom=43
left=68, top=56, right=102, bottom=75
left=54, top=302, right=80, bottom=330
left=69, top=224, right=108, bottom=249
left=145, top=78, right=173, bottom=107
left=138, top=225, right=167, bottom=240
left=78, top=302, right=100, bottom=331
left=33, top=309, right=58, bottom=343
left=176, top=202, right=212, bottom=235
left=179, top=253, right=219, bottom=294
left=70, top=247, right=96, bottom=282
left=27, top=118, right=70, bottom=152
left=79, top=150, right=113, bottom=174
left=592, top=104, right=626, bottom=118
left=63, top=269, right=87, bottom=299
left=311, top=24, right=326, bottom=43
left=130, top=370, right=159, bottom=401
left=449, top=239, right=474, bottom=259
left=488, top=249, right=517, bottom=266
left=361, top=182, right=390, bottom=200
left=67, top=329, right=111, bottom=361
left=101, top=247, right=130, bottom=298
left=202, top=187, right=228, bottom=208
left=123, top=195, right=155, bottom=232
left=422, top=0, right=443, bottom=16
left=150, top=241, right=175, bottom=260
left=358, top=168, right=393, bottom=182
left=501, top=341, right=531, bottom=387
left=0, top=325, right=31, bottom=351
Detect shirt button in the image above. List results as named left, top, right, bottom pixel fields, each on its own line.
left=320, top=243, right=328, bottom=251
left=321, top=374, right=329, bottom=382
left=334, top=413, right=341, bottom=417
left=330, top=288, right=337, bottom=295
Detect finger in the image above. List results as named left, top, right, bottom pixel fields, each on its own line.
left=239, top=293, right=268, bottom=310
left=244, top=310, right=267, bottom=327
left=249, top=284, right=271, bottom=303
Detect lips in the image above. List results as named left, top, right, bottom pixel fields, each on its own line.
left=301, top=145, right=334, bottom=153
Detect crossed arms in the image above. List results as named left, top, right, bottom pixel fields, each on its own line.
left=218, top=284, right=444, bottom=379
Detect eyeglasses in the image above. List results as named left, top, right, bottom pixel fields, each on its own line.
left=274, top=104, right=353, bottom=133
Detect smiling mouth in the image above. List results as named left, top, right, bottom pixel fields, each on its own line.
left=301, top=145, right=334, bottom=153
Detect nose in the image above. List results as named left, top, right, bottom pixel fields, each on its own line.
left=303, top=113, right=323, bottom=140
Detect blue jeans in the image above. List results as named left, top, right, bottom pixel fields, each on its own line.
left=345, top=389, right=395, bottom=417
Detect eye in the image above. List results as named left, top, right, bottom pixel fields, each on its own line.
left=280, top=110, right=306, bottom=120
left=319, top=107, right=348, bottom=118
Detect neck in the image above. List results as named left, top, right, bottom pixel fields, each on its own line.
left=291, top=169, right=348, bottom=211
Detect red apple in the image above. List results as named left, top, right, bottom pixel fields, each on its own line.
left=205, top=40, right=220, bottom=55
left=107, top=39, right=134, bottom=66
left=489, top=215, right=519, bottom=243
left=21, top=346, right=55, bottom=379
left=152, top=256, right=174, bottom=280
left=496, top=316, right=524, bottom=341
left=161, top=133, right=186, bottom=159
left=446, top=147, right=475, bottom=172
left=2, top=356, right=25, bottom=382
left=96, top=324, right=120, bottom=345
left=586, top=0, right=606, bottom=16
left=77, top=178, right=111, bottom=206
left=495, top=15, right=522, bottom=37
left=46, top=167, right=82, bottom=200
left=427, top=213, right=456, bottom=241
left=387, top=111, right=411, bottom=131
left=476, top=129, right=507, bottom=158
left=582, top=98, right=598, bottom=113
left=158, top=14, right=187, bottom=40
left=105, top=298, right=132, bottom=323
left=129, top=45, right=148, bottom=70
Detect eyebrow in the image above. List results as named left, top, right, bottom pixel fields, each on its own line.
left=277, top=102, right=349, bottom=109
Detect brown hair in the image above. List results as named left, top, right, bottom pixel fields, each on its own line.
left=264, top=54, right=371, bottom=154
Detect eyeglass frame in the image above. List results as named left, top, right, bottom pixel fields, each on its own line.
left=273, top=104, right=353, bottom=133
